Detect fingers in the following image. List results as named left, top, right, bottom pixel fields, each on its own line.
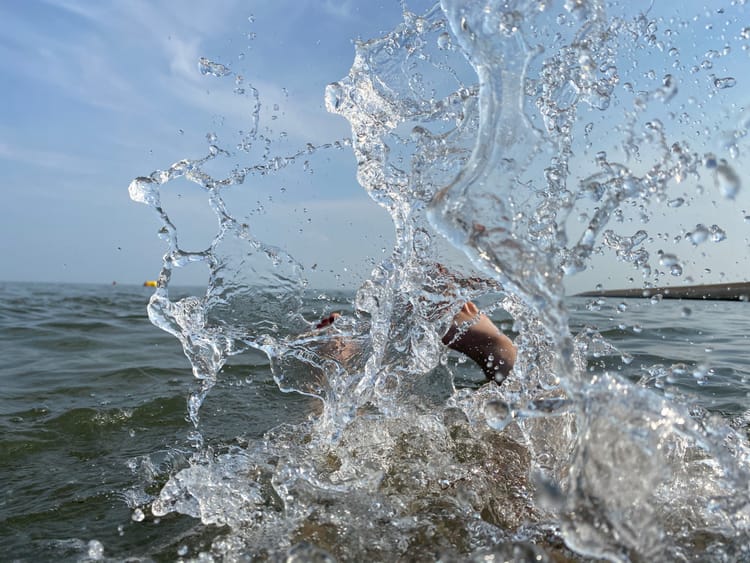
left=454, top=301, right=479, bottom=324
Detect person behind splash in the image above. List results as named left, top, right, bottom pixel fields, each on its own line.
left=441, top=300, right=516, bottom=382
left=317, top=299, right=516, bottom=383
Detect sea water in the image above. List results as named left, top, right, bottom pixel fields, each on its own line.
left=1, top=286, right=749, bottom=560
left=116, top=0, right=750, bottom=560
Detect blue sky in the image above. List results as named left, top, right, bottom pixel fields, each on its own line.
left=0, top=0, right=406, bottom=288
left=1, top=0, right=747, bottom=292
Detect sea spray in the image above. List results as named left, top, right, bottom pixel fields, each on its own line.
left=130, top=1, right=750, bottom=560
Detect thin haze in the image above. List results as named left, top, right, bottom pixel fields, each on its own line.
left=0, top=0, right=747, bottom=293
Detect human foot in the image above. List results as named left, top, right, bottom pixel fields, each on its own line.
left=442, top=301, right=516, bottom=382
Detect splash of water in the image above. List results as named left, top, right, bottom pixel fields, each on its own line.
left=130, top=1, right=750, bottom=560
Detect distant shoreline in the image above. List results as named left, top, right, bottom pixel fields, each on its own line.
left=577, top=281, right=750, bottom=301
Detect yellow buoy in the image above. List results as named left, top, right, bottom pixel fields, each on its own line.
left=143, top=280, right=158, bottom=287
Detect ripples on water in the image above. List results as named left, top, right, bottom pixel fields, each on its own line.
left=2, top=288, right=749, bottom=560
left=125, top=1, right=750, bottom=560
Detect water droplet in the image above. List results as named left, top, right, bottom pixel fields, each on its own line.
left=715, top=161, right=741, bottom=199
left=668, top=197, right=685, bottom=208
left=687, top=224, right=709, bottom=245
left=672, top=364, right=688, bottom=376
left=741, top=27, right=750, bottom=40
left=709, top=224, right=727, bottom=242
left=705, top=49, right=720, bottom=59
left=533, top=471, right=565, bottom=509
left=617, top=302, right=628, bottom=312
left=131, top=508, right=146, bottom=522
left=437, top=32, right=452, bottom=50
left=88, top=540, right=104, bottom=560
left=659, top=252, right=680, bottom=268
left=198, top=57, right=232, bottom=77
left=681, top=306, right=692, bottom=317
left=650, top=293, right=663, bottom=304
left=714, top=76, right=736, bottom=89
left=325, top=82, right=345, bottom=112
left=128, top=177, right=159, bottom=206
left=485, top=399, right=512, bottom=431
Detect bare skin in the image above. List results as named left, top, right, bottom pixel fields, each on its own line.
left=316, top=302, right=516, bottom=383
left=441, top=301, right=516, bottom=382
left=316, top=313, right=340, bottom=329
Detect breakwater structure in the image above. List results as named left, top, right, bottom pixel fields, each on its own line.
left=578, top=282, right=750, bottom=301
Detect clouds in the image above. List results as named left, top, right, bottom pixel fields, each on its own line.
left=0, top=141, right=93, bottom=174
left=1, top=5, right=134, bottom=113
left=0, top=0, right=396, bottom=285
left=3, top=1, right=238, bottom=114
left=320, top=0, right=359, bottom=21
left=4, top=0, right=745, bottom=289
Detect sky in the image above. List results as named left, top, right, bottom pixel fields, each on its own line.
left=0, top=0, right=748, bottom=293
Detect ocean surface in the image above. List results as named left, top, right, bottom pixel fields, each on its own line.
left=1, top=282, right=748, bottom=561
left=116, top=0, right=750, bottom=557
